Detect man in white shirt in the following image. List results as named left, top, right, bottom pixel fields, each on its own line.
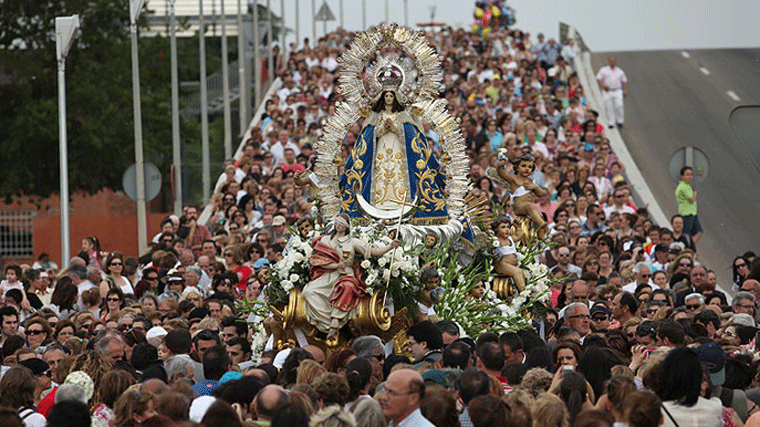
left=596, top=56, right=628, bottom=128
left=268, top=130, right=301, bottom=165
left=561, top=38, right=576, bottom=67
left=380, top=369, right=435, bottom=427
left=68, top=264, right=94, bottom=307
left=622, top=262, right=659, bottom=293
left=604, top=190, right=636, bottom=217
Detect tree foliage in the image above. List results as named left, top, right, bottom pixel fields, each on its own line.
left=0, top=0, right=198, bottom=200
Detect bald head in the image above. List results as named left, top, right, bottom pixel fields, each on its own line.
left=380, top=369, right=425, bottom=423
left=141, top=379, right=167, bottom=396
left=255, top=384, right=289, bottom=421
left=302, top=345, right=325, bottom=364
left=741, top=280, right=760, bottom=299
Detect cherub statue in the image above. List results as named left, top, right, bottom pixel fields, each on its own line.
left=496, top=153, right=548, bottom=239
left=414, top=266, right=444, bottom=323
left=491, top=215, right=525, bottom=292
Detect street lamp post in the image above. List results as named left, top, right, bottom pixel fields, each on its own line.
left=200, top=0, right=211, bottom=202
left=170, top=0, right=182, bottom=215
left=130, top=0, right=148, bottom=254
left=221, top=0, right=232, bottom=159
left=55, top=14, right=80, bottom=264
left=238, top=0, right=247, bottom=135
left=253, top=0, right=261, bottom=107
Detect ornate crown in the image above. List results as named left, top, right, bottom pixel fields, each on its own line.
left=377, top=64, right=404, bottom=91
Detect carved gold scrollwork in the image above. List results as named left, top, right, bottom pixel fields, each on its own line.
left=492, top=276, right=517, bottom=300
left=352, top=292, right=392, bottom=333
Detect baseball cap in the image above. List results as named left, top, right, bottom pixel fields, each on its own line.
left=654, top=244, right=668, bottom=253
left=693, top=341, right=725, bottom=385
left=584, top=142, right=594, bottom=152
left=19, top=358, right=50, bottom=376
left=272, top=215, right=287, bottom=226
left=421, top=369, right=450, bottom=388
left=590, top=305, right=609, bottom=316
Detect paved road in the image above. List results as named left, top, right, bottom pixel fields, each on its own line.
left=591, top=49, right=760, bottom=288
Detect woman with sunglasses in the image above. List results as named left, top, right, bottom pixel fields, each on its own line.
left=732, top=255, right=751, bottom=293
left=101, top=288, right=125, bottom=322
left=223, top=244, right=252, bottom=294
left=24, top=316, right=53, bottom=349
left=100, top=252, right=133, bottom=298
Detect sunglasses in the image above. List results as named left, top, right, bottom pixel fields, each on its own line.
left=27, top=330, right=45, bottom=335
left=686, top=304, right=701, bottom=310
left=110, top=262, right=123, bottom=266
left=592, top=315, right=608, bottom=321
left=107, top=297, right=121, bottom=302
left=372, top=354, right=385, bottom=361
left=736, top=262, right=747, bottom=268
left=678, top=262, right=693, bottom=267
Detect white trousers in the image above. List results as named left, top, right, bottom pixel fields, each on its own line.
left=603, top=89, right=624, bottom=125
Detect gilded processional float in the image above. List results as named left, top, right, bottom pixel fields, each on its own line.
left=244, top=25, right=554, bottom=356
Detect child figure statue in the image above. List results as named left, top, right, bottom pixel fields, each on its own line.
left=491, top=216, right=525, bottom=293
left=496, top=153, right=548, bottom=240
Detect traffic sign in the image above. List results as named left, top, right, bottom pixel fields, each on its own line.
left=123, top=162, right=162, bottom=201
left=668, top=147, right=709, bottom=185
left=315, top=2, right=335, bottom=21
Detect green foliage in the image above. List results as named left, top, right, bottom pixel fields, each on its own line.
left=0, top=0, right=265, bottom=200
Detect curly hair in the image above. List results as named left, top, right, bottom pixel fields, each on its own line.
left=311, top=372, right=350, bottom=407
left=308, top=405, right=357, bottom=427
left=69, top=350, right=113, bottom=404
left=516, top=368, right=553, bottom=397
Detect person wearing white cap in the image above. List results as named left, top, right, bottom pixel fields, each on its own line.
left=271, top=215, right=288, bottom=241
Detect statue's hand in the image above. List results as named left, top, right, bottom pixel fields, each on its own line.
left=332, top=154, right=343, bottom=167
left=440, top=152, right=451, bottom=164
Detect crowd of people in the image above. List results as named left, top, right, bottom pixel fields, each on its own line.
left=0, top=18, right=758, bottom=427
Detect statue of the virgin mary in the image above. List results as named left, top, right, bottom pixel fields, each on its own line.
left=339, top=63, right=449, bottom=225
left=315, top=25, right=475, bottom=245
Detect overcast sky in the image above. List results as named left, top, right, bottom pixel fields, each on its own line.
left=276, top=0, right=760, bottom=52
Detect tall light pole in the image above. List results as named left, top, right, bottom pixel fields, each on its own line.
left=280, top=0, right=285, bottom=52
left=311, top=0, right=316, bottom=42
left=295, top=0, right=300, bottom=49
left=253, top=0, right=261, bottom=107
left=362, top=0, right=366, bottom=30
left=237, top=0, right=247, bottom=135
left=170, top=0, right=182, bottom=215
left=266, top=0, right=273, bottom=85
left=130, top=0, right=148, bottom=254
left=403, top=0, right=408, bottom=27
left=200, top=0, right=211, bottom=202
left=221, top=0, right=232, bottom=159
left=55, top=14, right=80, bottom=265
left=339, top=0, right=343, bottom=29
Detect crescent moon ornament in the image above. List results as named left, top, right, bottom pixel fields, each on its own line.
left=355, top=193, right=418, bottom=220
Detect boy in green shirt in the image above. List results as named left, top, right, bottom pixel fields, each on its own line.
left=675, top=166, right=702, bottom=245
